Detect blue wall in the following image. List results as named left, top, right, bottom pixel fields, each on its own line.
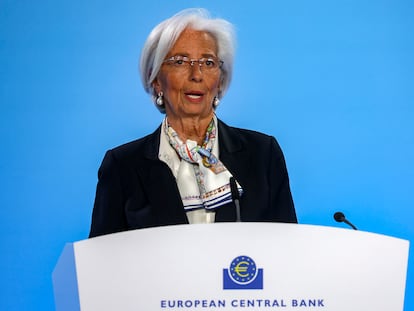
left=1, top=0, right=412, bottom=309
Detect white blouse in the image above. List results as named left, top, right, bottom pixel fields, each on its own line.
left=158, top=116, right=220, bottom=224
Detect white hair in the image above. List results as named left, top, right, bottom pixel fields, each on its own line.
left=139, top=8, right=236, bottom=113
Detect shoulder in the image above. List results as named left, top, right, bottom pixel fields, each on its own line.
left=218, top=119, right=283, bottom=154
left=218, top=118, right=273, bottom=140
left=104, top=126, right=161, bottom=164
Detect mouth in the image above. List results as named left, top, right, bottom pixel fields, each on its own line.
left=184, top=91, right=204, bottom=102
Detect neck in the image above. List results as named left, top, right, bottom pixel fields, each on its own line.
left=167, top=114, right=214, bottom=145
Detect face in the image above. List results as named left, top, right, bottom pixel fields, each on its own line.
left=153, top=28, right=222, bottom=120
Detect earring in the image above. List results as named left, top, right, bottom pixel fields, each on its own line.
left=156, top=92, right=164, bottom=106
left=213, top=96, right=220, bottom=108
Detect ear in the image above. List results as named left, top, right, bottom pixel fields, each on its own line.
left=219, top=76, right=225, bottom=93
left=152, top=79, right=161, bottom=95
left=217, top=83, right=223, bottom=98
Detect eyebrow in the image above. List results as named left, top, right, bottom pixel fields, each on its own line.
left=169, top=53, right=218, bottom=59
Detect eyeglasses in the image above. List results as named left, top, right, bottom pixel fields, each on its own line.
left=163, top=55, right=223, bottom=73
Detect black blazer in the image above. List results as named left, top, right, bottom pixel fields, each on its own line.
left=89, top=119, right=297, bottom=237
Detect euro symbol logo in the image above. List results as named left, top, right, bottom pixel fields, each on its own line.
left=223, top=255, right=263, bottom=289
left=228, top=255, right=258, bottom=285
left=234, top=261, right=250, bottom=277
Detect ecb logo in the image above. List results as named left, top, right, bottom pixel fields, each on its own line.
left=223, top=255, right=263, bottom=289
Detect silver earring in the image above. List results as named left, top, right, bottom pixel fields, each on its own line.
left=213, top=96, right=220, bottom=108
left=156, top=92, right=164, bottom=106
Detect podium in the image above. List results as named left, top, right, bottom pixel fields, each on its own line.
left=53, top=223, right=409, bottom=310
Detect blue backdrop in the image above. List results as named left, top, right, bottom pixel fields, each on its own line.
left=1, top=0, right=412, bottom=309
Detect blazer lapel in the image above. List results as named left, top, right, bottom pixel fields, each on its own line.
left=217, top=119, right=252, bottom=184
left=139, top=126, right=188, bottom=225
left=215, top=119, right=252, bottom=221
left=137, top=120, right=251, bottom=224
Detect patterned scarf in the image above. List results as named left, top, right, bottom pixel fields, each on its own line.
left=165, top=117, right=243, bottom=211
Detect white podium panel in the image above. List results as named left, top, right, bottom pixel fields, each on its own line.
left=53, top=223, right=409, bottom=311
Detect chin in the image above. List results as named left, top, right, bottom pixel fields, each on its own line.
left=181, top=104, right=212, bottom=116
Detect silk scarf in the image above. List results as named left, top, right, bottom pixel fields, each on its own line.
left=164, top=117, right=243, bottom=211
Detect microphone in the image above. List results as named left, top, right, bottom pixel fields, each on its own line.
left=334, top=211, right=358, bottom=230
left=229, top=177, right=241, bottom=222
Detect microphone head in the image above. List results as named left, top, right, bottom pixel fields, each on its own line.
left=334, top=211, right=345, bottom=222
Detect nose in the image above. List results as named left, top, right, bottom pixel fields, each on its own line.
left=189, top=62, right=203, bottom=82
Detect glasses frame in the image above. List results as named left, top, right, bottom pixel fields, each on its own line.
left=163, top=55, right=223, bottom=72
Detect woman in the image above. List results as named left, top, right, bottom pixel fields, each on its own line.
left=89, top=8, right=297, bottom=238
